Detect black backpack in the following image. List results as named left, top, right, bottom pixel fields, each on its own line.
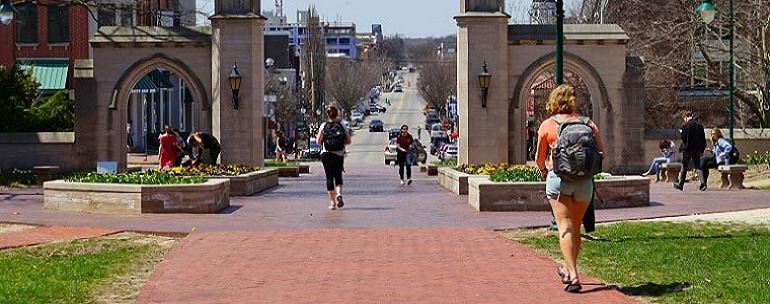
left=322, top=122, right=346, bottom=151
left=551, top=115, right=602, bottom=181
left=728, top=146, right=740, bottom=164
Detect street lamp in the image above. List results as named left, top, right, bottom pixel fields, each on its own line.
left=228, top=63, right=242, bottom=109
left=697, top=0, right=734, bottom=143
left=555, top=0, right=564, bottom=85
left=478, top=62, right=491, bottom=108
left=0, top=0, right=16, bottom=25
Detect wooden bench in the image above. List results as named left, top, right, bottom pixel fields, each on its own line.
left=659, top=162, right=682, bottom=183
left=718, top=164, right=747, bottom=189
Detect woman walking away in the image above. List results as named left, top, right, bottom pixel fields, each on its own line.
left=158, top=125, right=181, bottom=169
left=535, top=84, right=604, bottom=293
left=396, top=124, right=414, bottom=186
left=641, top=139, right=677, bottom=181
left=699, top=128, right=734, bottom=191
left=316, top=105, right=351, bottom=210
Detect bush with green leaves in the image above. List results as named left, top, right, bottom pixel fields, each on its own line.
left=65, top=171, right=207, bottom=185
left=0, top=65, right=75, bottom=132
left=744, top=150, right=770, bottom=168
left=0, top=169, right=36, bottom=186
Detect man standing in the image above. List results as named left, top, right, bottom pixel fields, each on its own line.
left=674, top=111, right=707, bottom=191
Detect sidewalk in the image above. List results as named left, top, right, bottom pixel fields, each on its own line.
left=2, top=162, right=770, bottom=303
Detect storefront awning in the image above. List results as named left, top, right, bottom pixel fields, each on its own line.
left=131, top=75, right=158, bottom=94
left=17, top=60, right=69, bottom=91
left=151, top=70, right=174, bottom=89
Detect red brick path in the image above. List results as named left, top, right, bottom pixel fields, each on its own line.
left=136, top=228, right=638, bottom=304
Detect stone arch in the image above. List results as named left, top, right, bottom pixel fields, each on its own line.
left=507, top=51, right=612, bottom=164
left=108, top=53, right=210, bottom=112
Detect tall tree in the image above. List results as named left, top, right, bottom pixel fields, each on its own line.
left=300, top=7, right=326, bottom=116
left=608, top=0, right=770, bottom=129
left=416, top=56, right=456, bottom=113
left=325, top=58, right=378, bottom=120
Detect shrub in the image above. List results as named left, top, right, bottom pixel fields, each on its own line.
left=0, top=169, right=36, bottom=186
left=744, top=150, right=770, bottom=168
left=489, top=165, right=542, bottom=182
left=65, top=171, right=206, bottom=184
left=161, top=164, right=261, bottom=176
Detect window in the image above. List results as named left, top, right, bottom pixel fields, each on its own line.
left=15, top=3, right=37, bottom=43
left=326, top=38, right=337, bottom=45
left=339, top=38, right=350, bottom=45
left=120, top=5, right=134, bottom=26
left=98, top=4, right=117, bottom=27
left=47, top=5, right=70, bottom=43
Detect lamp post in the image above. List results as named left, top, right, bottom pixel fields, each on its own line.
left=555, top=0, right=564, bottom=85
left=227, top=63, right=242, bottom=109
left=0, top=0, right=15, bottom=25
left=478, top=62, right=491, bottom=108
left=697, top=0, right=734, bottom=143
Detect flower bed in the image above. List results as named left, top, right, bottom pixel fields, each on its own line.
left=162, top=164, right=278, bottom=196
left=438, top=163, right=520, bottom=195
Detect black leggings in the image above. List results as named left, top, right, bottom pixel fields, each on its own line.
left=321, top=152, right=344, bottom=191
left=397, top=151, right=411, bottom=180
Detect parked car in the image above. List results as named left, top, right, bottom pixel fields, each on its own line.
left=350, top=110, right=364, bottom=123
left=388, top=127, right=400, bottom=139
left=301, top=138, right=322, bottom=159
left=439, top=144, right=458, bottom=161
left=394, top=84, right=403, bottom=92
left=430, top=136, right=451, bottom=155
left=369, top=119, right=384, bottom=132
left=373, top=104, right=387, bottom=113
left=384, top=138, right=427, bottom=165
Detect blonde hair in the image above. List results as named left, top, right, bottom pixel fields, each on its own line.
left=710, top=127, right=723, bottom=145
left=545, top=84, right=577, bottom=115
left=326, top=105, right=339, bottom=120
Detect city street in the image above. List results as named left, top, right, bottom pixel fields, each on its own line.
left=344, top=72, right=439, bottom=166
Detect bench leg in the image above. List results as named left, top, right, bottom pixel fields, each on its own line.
left=728, top=172, right=745, bottom=189
left=720, top=173, right=730, bottom=189
left=664, top=169, right=679, bottom=183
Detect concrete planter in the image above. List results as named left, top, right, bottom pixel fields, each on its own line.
left=299, top=164, right=310, bottom=174
left=438, top=167, right=488, bottom=195
left=43, top=179, right=230, bottom=214
left=468, top=175, right=650, bottom=212
left=209, top=168, right=278, bottom=196
left=277, top=166, right=300, bottom=177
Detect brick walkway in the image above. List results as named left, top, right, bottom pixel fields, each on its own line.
left=3, top=161, right=770, bottom=303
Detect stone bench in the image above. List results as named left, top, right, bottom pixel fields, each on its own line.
left=33, top=166, right=60, bottom=186
left=718, top=164, right=748, bottom=189
left=659, top=162, right=682, bottom=183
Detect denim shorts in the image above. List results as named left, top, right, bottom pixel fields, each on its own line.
left=545, top=171, right=594, bottom=203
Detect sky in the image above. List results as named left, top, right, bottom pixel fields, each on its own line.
left=197, top=0, right=583, bottom=38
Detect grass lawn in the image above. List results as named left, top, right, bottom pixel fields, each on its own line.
left=0, top=232, right=178, bottom=304
left=504, top=221, right=770, bottom=304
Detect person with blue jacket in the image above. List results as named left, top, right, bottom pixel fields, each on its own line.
left=699, top=128, right=734, bottom=191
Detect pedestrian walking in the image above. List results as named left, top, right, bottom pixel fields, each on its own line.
left=535, top=84, right=605, bottom=293
left=396, top=124, right=415, bottom=186
left=416, top=126, right=421, bottom=140
left=316, top=105, right=351, bottom=210
left=158, top=125, right=181, bottom=169
left=673, top=111, right=707, bottom=191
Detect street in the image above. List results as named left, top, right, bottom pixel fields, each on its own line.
left=344, top=72, right=438, bottom=166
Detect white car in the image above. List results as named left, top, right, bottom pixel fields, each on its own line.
left=350, top=111, right=364, bottom=123
left=439, top=144, right=458, bottom=161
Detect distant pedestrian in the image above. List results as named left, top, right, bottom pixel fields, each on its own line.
left=189, top=131, right=221, bottom=165
left=158, top=125, right=181, bottom=169
left=127, top=120, right=134, bottom=152
left=316, top=105, right=351, bottom=210
left=274, top=130, right=287, bottom=162
left=172, top=128, right=187, bottom=167
left=673, top=111, right=706, bottom=191
left=396, top=124, right=414, bottom=186
left=416, top=126, right=422, bottom=140
left=535, top=84, right=604, bottom=293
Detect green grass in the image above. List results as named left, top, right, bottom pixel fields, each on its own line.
left=504, top=222, right=770, bottom=304
left=431, top=159, right=457, bottom=167
left=263, top=160, right=300, bottom=167
left=0, top=237, right=155, bottom=304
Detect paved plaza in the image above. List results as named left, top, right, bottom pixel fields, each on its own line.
left=2, top=162, right=770, bottom=303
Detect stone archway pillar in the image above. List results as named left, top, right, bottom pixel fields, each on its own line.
left=455, top=0, right=510, bottom=165
left=210, top=8, right=266, bottom=167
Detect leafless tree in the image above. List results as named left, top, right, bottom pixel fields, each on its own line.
left=608, top=0, right=770, bottom=129
left=416, top=56, right=457, bottom=113
left=300, top=7, right=326, bottom=116
left=325, top=58, right=378, bottom=120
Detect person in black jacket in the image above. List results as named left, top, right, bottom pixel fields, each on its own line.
left=674, top=111, right=707, bottom=191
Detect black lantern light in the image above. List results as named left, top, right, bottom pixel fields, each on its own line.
left=478, top=61, right=491, bottom=108
left=0, top=0, right=17, bottom=25
left=228, top=63, right=242, bottom=109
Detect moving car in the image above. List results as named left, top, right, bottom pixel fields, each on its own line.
left=350, top=110, right=364, bottom=123
left=394, top=84, right=403, bottom=92
left=369, top=119, right=384, bottom=132
left=384, top=138, right=427, bottom=165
